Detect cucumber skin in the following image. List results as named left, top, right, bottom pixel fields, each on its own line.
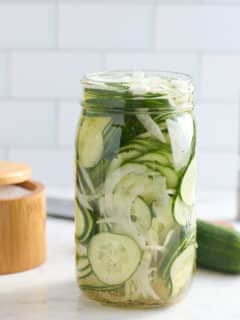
left=80, top=284, right=122, bottom=292
left=75, top=200, right=96, bottom=245
left=78, top=270, right=92, bottom=280
left=197, top=220, right=240, bottom=274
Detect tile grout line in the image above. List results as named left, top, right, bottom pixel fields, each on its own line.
left=149, top=2, right=157, bottom=52
left=53, top=99, right=60, bottom=146
left=4, top=50, right=12, bottom=98
left=195, top=52, right=203, bottom=103
left=53, top=0, right=59, bottom=49
left=0, top=0, right=239, bottom=6
left=5, top=145, right=74, bottom=151
left=2, top=48, right=240, bottom=56
left=0, top=96, right=80, bottom=103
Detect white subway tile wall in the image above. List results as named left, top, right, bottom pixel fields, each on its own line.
left=201, top=55, right=240, bottom=102
left=156, top=6, right=240, bottom=51
left=9, top=148, right=74, bottom=188
left=198, top=153, right=238, bottom=190
left=0, top=149, right=7, bottom=160
left=10, top=52, right=103, bottom=98
left=0, top=3, right=55, bottom=49
left=59, top=4, right=153, bottom=49
left=0, top=1, right=238, bottom=193
left=196, top=103, right=239, bottom=152
left=0, top=101, right=56, bottom=146
left=58, top=101, right=81, bottom=146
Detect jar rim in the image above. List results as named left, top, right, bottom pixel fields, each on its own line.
left=81, top=70, right=193, bottom=91
left=81, top=70, right=194, bottom=113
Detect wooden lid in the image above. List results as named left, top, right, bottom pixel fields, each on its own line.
left=0, top=162, right=32, bottom=185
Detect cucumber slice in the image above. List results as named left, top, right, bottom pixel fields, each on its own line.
left=167, top=113, right=193, bottom=170
left=76, top=243, right=87, bottom=258
left=112, top=170, right=166, bottom=206
left=87, top=159, right=109, bottom=189
left=88, top=233, right=142, bottom=285
left=158, top=229, right=187, bottom=278
left=80, top=284, right=121, bottom=292
left=173, top=196, right=192, bottom=226
left=109, top=172, right=166, bottom=242
left=180, top=157, right=196, bottom=206
left=155, top=150, right=173, bottom=166
left=132, top=137, right=170, bottom=153
left=120, top=143, right=146, bottom=153
left=105, top=163, right=148, bottom=197
left=144, top=162, right=178, bottom=189
left=98, top=223, right=111, bottom=232
left=156, top=166, right=178, bottom=189
left=108, top=150, right=140, bottom=174
left=78, top=265, right=92, bottom=279
left=77, top=165, right=96, bottom=195
left=152, top=197, right=175, bottom=242
left=77, top=256, right=90, bottom=271
left=79, top=273, right=122, bottom=291
left=75, top=200, right=95, bottom=244
left=170, top=244, right=195, bottom=297
left=136, top=152, right=170, bottom=166
left=131, top=197, right=152, bottom=233
left=76, top=170, right=94, bottom=210
left=78, top=117, right=111, bottom=168
left=80, top=210, right=95, bottom=244
left=75, top=202, right=87, bottom=240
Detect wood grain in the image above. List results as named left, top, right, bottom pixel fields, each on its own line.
left=0, top=162, right=32, bottom=185
left=0, top=181, right=46, bottom=274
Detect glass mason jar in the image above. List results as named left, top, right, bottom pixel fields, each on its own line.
left=75, top=71, right=197, bottom=308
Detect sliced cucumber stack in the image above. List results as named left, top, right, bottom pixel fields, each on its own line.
left=77, top=256, right=89, bottom=270
left=77, top=256, right=92, bottom=279
left=136, top=152, right=170, bottom=166
left=108, top=150, right=141, bottom=174
left=143, top=163, right=178, bottom=189
left=75, top=200, right=95, bottom=244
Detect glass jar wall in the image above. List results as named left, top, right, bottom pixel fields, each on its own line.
left=75, top=71, right=197, bottom=308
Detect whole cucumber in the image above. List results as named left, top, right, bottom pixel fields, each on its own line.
left=197, top=219, right=240, bottom=273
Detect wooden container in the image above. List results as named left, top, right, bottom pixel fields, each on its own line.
left=0, top=162, right=46, bottom=274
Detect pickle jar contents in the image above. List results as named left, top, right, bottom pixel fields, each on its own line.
left=75, top=71, right=197, bottom=307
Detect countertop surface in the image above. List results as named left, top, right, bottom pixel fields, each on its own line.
left=1, top=201, right=240, bottom=320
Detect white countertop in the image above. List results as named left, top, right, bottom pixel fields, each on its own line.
left=1, top=212, right=240, bottom=320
